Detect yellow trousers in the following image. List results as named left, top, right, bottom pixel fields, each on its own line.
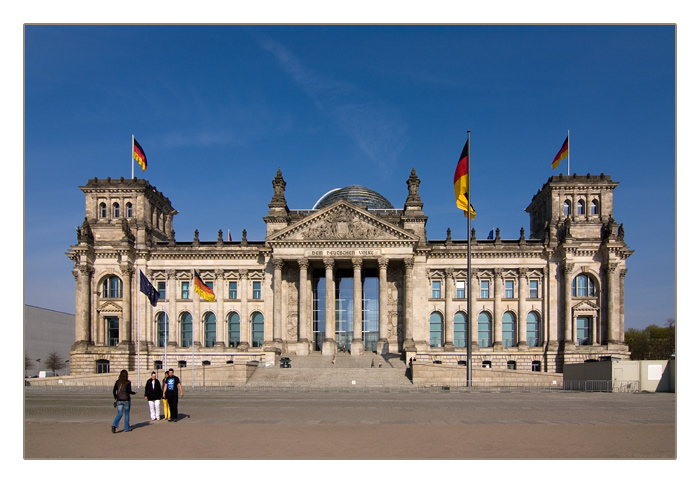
left=162, top=398, right=170, bottom=420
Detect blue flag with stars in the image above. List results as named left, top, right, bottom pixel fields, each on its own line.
left=140, top=270, right=159, bottom=307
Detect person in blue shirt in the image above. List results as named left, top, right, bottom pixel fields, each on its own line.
left=162, top=368, right=183, bottom=422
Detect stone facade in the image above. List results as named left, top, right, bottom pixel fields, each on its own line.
left=66, top=170, right=632, bottom=378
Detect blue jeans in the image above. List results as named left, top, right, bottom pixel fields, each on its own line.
left=113, top=400, right=131, bottom=431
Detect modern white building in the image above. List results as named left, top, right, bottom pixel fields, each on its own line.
left=66, top=169, right=632, bottom=378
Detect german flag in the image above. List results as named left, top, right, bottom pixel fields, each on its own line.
left=133, top=138, right=147, bottom=171
left=453, top=138, right=476, bottom=219
left=193, top=270, right=215, bottom=302
left=551, top=135, right=569, bottom=170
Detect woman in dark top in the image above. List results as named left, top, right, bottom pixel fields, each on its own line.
left=112, top=369, right=136, bottom=433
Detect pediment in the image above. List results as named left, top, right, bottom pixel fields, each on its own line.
left=97, top=301, right=123, bottom=314
left=267, top=201, right=418, bottom=244
left=572, top=300, right=599, bottom=312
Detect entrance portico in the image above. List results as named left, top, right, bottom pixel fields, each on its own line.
left=266, top=200, right=420, bottom=356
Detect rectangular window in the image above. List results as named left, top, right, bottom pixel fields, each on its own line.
left=157, top=282, right=166, bottom=301
left=181, top=281, right=190, bottom=299
left=529, top=280, right=538, bottom=298
left=480, top=280, right=490, bottom=299
left=431, top=280, right=441, bottom=298
left=505, top=280, right=514, bottom=298
left=456, top=280, right=466, bottom=299
left=252, top=281, right=261, bottom=299
left=576, top=316, right=591, bottom=345
left=229, top=281, right=238, bottom=299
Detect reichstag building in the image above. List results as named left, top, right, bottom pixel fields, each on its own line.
left=67, top=168, right=632, bottom=376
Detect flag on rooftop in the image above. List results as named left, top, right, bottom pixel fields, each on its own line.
left=551, top=135, right=569, bottom=170
left=133, top=138, right=147, bottom=171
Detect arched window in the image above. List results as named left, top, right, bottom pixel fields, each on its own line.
left=478, top=312, right=492, bottom=348
left=102, top=276, right=123, bottom=298
left=577, top=199, right=585, bottom=215
left=251, top=312, right=264, bottom=348
left=126, top=202, right=133, bottom=218
left=454, top=312, right=467, bottom=348
left=156, top=312, right=169, bottom=348
left=99, top=202, right=107, bottom=218
left=526, top=312, right=540, bottom=347
left=563, top=200, right=571, bottom=216
left=591, top=199, right=599, bottom=215
left=180, top=312, right=192, bottom=347
left=204, top=312, right=216, bottom=347
left=502, top=312, right=516, bottom=348
left=228, top=312, right=240, bottom=347
left=113, top=202, right=120, bottom=218
left=572, top=274, right=596, bottom=297
left=429, top=312, right=443, bottom=348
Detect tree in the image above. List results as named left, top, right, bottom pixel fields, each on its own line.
left=25, top=352, right=33, bottom=377
left=44, top=350, right=67, bottom=377
left=625, top=319, right=675, bottom=360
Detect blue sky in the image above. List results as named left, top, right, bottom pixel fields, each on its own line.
left=23, top=24, right=676, bottom=331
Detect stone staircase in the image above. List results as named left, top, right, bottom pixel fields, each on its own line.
left=245, top=352, right=413, bottom=389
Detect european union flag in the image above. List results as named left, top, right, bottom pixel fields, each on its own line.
left=140, top=270, right=159, bottom=307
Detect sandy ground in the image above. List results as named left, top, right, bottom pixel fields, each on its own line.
left=24, top=388, right=675, bottom=460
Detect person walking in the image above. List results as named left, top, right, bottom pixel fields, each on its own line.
left=112, top=369, right=136, bottom=433
left=162, top=368, right=183, bottom=422
left=161, top=370, right=171, bottom=421
left=144, top=371, right=162, bottom=421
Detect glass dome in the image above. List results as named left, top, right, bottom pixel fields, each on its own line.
left=313, top=185, right=395, bottom=210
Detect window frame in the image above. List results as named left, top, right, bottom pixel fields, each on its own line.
left=180, top=312, right=192, bottom=348
left=252, top=281, right=262, bottom=299
left=504, top=280, right=515, bottom=299
left=228, top=312, right=241, bottom=347
left=204, top=312, right=217, bottom=348
left=502, top=311, right=516, bottom=348
left=480, top=280, right=490, bottom=299
left=181, top=281, right=190, bottom=300
left=429, top=311, right=443, bottom=348
left=431, top=280, right=442, bottom=299
left=455, top=280, right=466, bottom=299
left=529, top=280, right=539, bottom=298
left=228, top=281, right=238, bottom=300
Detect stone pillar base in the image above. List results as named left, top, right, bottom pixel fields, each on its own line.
left=296, top=339, right=311, bottom=356
left=351, top=339, right=364, bottom=356
left=376, top=339, right=389, bottom=355
left=322, top=339, right=336, bottom=356
left=444, top=342, right=455, bottom=352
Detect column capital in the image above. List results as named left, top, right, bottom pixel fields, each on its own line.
left=352, top=257, right=363, bottom=270
left=272, top=258, right=285, bottom=270
left=298, top=257, right=309, bottom=270
left=378, top=256, right=389, bottom=270
left=323, top=258, right=335, bottom=269
left=404, top=257, right=414, bottom=270
left=239, top=268, right=248, bottom=279
left=445, top=267, right=454, bottom=279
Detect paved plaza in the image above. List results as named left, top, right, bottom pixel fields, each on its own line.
left=24, top=388, right=675, bottom=460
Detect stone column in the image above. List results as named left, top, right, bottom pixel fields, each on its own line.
left=470, top=271, right=478, bottom=349
left=352, top=258, right=364, bottom=356
left=76, top=266, right=93, bottom=345
left=377, top=257, right=389, bottom=355
left=215, top=269, right=225, bottom=348
left=563, top=264, right=574, bottom=344
left=239, top=269, right=250, bottom=350
left=619, top=269, right=628, bottom=343
left=273, top=258, right=284, bottom=344
left=518, top=268, right=528, bottom=349
left=444, top=268, right=455, bottom=351
left=297, top=258, right=310, bottom=355
left=606, top=263, right=618, bottom=344
left=119, top=263, right=133, bottom=345
left=493, top=268, right=502, bottom=349
left=167, top=270, right=177, bottom=346
left=322, top=258, right=336, bottom=356
left=403, top=258, right=416, bottom=351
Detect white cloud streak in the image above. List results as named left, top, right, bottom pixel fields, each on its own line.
left=258, top=36, right=408, bottom=175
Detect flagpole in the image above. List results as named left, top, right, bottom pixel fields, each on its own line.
left=192, top=270, right=195, bottom=389
left=567, top=130, right=570, bottom=176
left=131, top=135, right=135, bottom=179
left=466, top=130, right=473, bottom=388
left=137, top=270, right=141, bottom=388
